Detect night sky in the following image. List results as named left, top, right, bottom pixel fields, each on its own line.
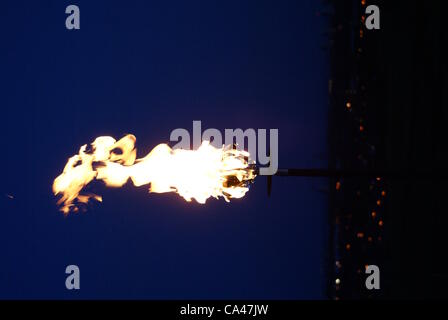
left=0, top=0, right=329, bottom=299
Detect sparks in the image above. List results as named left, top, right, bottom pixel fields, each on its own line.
left=52, top=134, right=256, bottom=214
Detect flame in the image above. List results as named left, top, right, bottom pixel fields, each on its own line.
left=52, top=134, right=256, bottom=214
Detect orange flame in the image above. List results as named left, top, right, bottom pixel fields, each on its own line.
left=52, top=134, right=256, bottom=214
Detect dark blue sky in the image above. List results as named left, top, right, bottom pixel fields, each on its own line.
left=0, top=0, right=329, bottom=299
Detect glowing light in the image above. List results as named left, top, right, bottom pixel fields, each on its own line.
left=53, top=135, right=256, bottom=214
left=335, top=278, right=341, bottom=285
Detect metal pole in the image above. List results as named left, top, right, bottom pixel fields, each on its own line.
left=273, top=168, right=448, bottom=180
left=265, top=168, right=448, bottom=196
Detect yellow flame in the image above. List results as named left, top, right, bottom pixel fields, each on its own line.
left=52, top=134, right=256, bottom=214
